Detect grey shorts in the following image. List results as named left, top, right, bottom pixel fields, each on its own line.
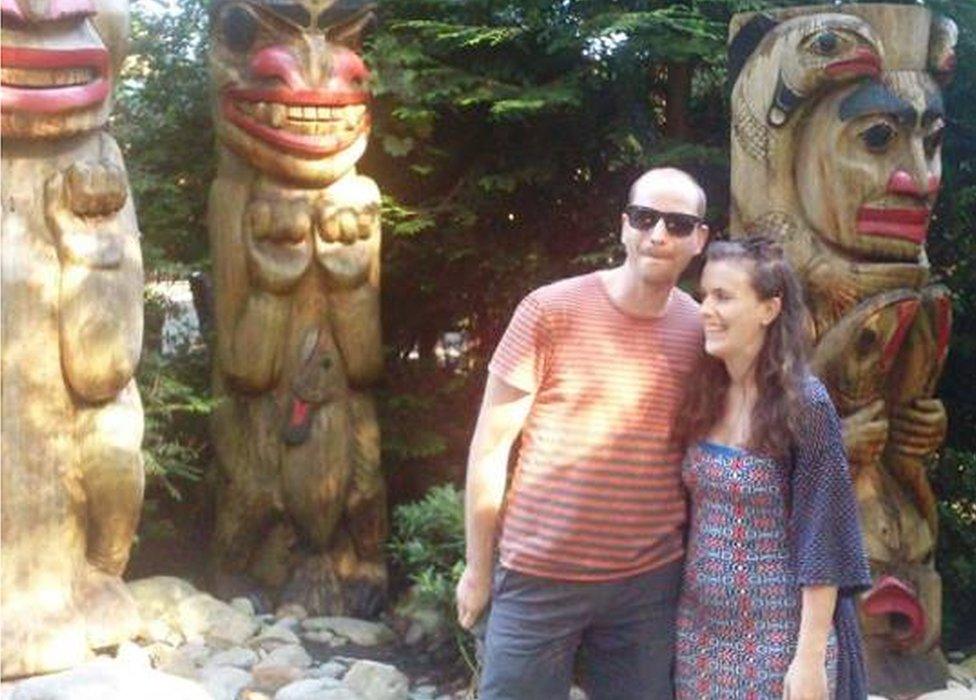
left=479, top=560, right=682, bottom=700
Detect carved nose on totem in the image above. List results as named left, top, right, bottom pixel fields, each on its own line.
left=886, top=170, right=939, bottom=198
left=249, top=46, right=309, bottom=91
left=6, top=0, right=94, bottom=23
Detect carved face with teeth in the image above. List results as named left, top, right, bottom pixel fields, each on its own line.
left=210, top=0, right=375, bottom=187
left=0, top=0, right=128, bottom=139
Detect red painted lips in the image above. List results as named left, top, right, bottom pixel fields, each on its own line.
left=0, top=46, right=110, bottom=113
left=862, top=575, right=927, bottom=649
left=857, top=206, right=931, bottom=245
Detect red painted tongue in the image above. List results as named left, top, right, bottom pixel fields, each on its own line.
left=862, top=575, right=927, bottom=647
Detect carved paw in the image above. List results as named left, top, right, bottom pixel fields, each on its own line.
left=841, top=399, right=889, bottom=476
left=45, top=162, right=131, bottom=268
left=243, top=195, right=314, bottom=293
left=313, top=175, right=380, bottom=288
left=888, top=398, right=947, bottom=458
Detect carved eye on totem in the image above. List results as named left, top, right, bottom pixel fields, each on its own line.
left=859, top=121, right=897, bottom=153
left=812, top=31, right=841, bottom=56
left=220, top=5, right=260, bottom=53
left=924, top=124, right=945, bottom=159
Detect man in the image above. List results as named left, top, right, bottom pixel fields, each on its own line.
left=456, top=168, right=710, bottom=699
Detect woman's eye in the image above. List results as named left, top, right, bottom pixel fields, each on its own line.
left=860, top=123, right=896, bottom=153
left=221, top=5, right=258, bottom=53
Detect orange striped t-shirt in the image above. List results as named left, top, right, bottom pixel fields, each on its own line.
left=488, top=271, right=703, bottom=581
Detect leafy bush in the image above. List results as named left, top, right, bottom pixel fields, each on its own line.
left=388, top=484, right=474, bottom=668
left=933, top=449, right=976, bottom=649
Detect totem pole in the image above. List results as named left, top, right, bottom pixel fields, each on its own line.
left=1, top=0, right=144, bottom=678
left=208, top=0, right=387, bottom=617
left=729, top=4, right=957, bottom=694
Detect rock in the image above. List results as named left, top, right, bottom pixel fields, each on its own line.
left=114, top=641, right=151, bottom=668
left=250, top=665, right=306, bottom=694
left=206, top=646, right=260, bottom=669
left=232, top=596, right=257, bottom=617
left=4, top=658, right=211, bottom=700
left=276, top=603, right=309, bottom=621
left=949, top=664, right=976, bottom=688
left=410, top=684, right=438, bottom=700
left=254, top=644, right=313, bottom=670
left=342, top=660, right=409, bottom=700
left=309, top=661, right=348, bottom=680
left=240, top=691, right=273, bottom=700
left=569, top=686, right=588, bottom=700
left=303, top=630, right=339, bottom=645
left=302, top=617, right=395, bottom=646
left=915, top=689, right=976, bottom=700
left=964, top=657, right=976, bottom=680
left=176, top=593, right=261, bottom=648
left=128, top=576, right=199, bottom=618
left=274, top=678, right=356, bottom=700
left=395, top=587, right=451, bottom=649
left=198, top=665, right=253, bottom=700
left=251, top=624, right=303, bottom=650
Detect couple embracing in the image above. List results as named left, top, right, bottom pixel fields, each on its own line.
left=455, top=168, right=872, bottom=700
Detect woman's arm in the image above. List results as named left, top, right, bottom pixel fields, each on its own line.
left=783, top=584, right=838, bottom=700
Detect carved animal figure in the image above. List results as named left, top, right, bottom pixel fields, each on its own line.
left=1, top=0, right=144, bottom=677
left=208, top=0, right=386, bottom=617
left=728, top=5, right=957, bottom=694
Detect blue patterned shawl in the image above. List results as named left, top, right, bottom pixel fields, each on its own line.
left=790, top=376, right=873, bottom=700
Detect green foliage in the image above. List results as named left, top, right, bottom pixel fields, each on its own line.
left=387, top=484, right=473, bottom=666
left=932, top=450, right=976, bottom=648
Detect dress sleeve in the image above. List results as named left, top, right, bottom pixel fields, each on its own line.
left=790, top=377, right=872, bottom=595
left=488, top=293, right=552, bottom=394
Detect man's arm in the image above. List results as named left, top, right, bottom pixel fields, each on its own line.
left=455, top=374, right=534, bottom=630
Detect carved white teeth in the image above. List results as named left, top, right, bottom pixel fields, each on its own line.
left=236, top=99, right=367, bottom=137
left=1, top=67, right=97, bottom=87
left=270, top=103, right=287, bottom=128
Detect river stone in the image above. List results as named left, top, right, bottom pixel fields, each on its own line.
left=251, top=624, right=302, bottom=650
left=231, top=597, right=257, bottom=616
left=250, top=665, right=305, bottom=693
left=198, top=665, right=253, bottom=700
left=342, top=660, right=408, bottom=700
left=4, top=658, right=211, bottom=700
left=301, top=617, right=394, bottom=646
left=308, top=661, right=347, bottom=680
left=916, top=689, right=976, bottom=699
left=276, top=603, right=309, bottom=621
left=274, top=677, right=356, bottom=700
left=254, top=644, right=313, bottom=669
left=176, top=593, right=261, bottom=647
left=206, top=646, right=260, bottom=669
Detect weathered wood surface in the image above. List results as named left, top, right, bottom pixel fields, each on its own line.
left=208, top=0, right=387, bottom=616
left=1, top=0, right=144, bottom=678
left=729, top=4, right=957, bottom=694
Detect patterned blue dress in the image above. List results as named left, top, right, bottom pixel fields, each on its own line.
left=674, top=377, right=872, bottom=699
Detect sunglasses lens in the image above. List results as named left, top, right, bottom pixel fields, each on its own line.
left=625, top=206, right=660, bottom=231
left=664, top=215, right=697, bottom=237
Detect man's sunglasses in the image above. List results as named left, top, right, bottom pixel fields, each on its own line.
left=624, top=205, right=702, bottom=237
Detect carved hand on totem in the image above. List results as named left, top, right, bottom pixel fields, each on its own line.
left=45, top=162, right=130, bottom=268
left=313, top=174, right=380, bottom=289
left=244, top=196, right=314, bottom=293
left=841, top=399, right=889, bottom=476
left=887, top=398, right=947, bottom=459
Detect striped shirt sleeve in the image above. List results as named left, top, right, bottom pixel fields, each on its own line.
left=488, top=293, right=551, bottom=393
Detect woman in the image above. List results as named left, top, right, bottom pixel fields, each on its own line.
left=672, top=237, right=871, bottom=699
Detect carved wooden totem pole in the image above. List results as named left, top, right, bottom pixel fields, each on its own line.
left=729, top=4, right=957, bottom=694
left=208, top=0, right=386, bottom=617
left=1, top=0, right=144, bottom=678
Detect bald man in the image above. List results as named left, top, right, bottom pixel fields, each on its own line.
left=456, top=169, right=710, bottom=699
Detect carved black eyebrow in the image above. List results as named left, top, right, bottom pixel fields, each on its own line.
left=317, top=0, right=374, bottom=30
left=264, top=2, right=311, bottom=28
left=839, top=82, right=916, bottom=124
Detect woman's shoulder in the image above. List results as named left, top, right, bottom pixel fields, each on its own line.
left=799, top=373, right=833, bottom=409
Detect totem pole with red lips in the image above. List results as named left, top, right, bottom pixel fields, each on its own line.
left=1, top=0, right=144, bottom=678
left=729, top=4, right=958, bottom=694
left=208, top=0, right=387, bottom=616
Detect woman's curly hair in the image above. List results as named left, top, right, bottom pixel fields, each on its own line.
left=671, top=236, right=812, bottom=458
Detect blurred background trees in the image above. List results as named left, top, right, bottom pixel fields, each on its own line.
left=119, top=0, right=975, bottom=649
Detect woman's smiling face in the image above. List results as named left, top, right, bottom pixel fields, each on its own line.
left=699, top=258, right=781, bottom=364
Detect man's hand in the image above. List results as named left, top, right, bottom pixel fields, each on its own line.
left=456, top=565, right=492, bottom=630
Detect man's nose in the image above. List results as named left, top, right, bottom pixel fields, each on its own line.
left=647, top=218, right=669, bottom=244
left=10, top=0, right=94, bottom=23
